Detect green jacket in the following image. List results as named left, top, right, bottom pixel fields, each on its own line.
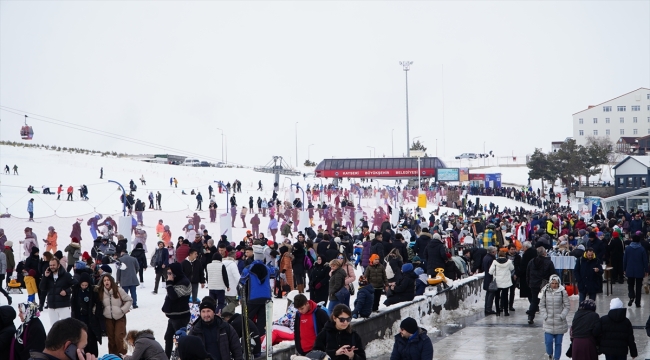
left=364, top=263, right=387, bottom=289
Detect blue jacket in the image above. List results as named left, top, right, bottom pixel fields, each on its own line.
left=390, top=328, right=434, bottom=360
left=482, top=254, right=496, bottom=291
left=27, top=201, right=33, bottom=212
left=624, top=242, right=648, bottom=278
left=239, top=260, right=273, bottom=304
left=352, top=284, right=374, bottom=318
left=630, top=219, right=644, bottom=234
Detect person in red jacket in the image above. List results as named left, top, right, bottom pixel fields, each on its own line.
left=175, top=238, right=190, bottom=263
left=66, top=185, right=74, bottom=201
left=293, top=294, right=329, bottom=355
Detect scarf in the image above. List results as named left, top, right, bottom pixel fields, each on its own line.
left=15, top=302, right=40, bottom=344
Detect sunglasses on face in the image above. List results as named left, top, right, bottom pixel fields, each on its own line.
left=337, top=316, right=352, bottom=323
left=337, top=257, right=344, bottom=260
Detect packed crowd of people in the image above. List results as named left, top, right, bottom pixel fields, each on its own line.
left=3, top=176, right=650, bottom=360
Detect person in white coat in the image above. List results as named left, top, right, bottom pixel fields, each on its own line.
left=488, top=250, right=515, bottom=316
left=517, top=221, right=527, bottom=243
left=222, top=253, right=241, bottom=314
left=539, top=274, right=569, bottom=360
left=206, top=253, right=230, bottom=315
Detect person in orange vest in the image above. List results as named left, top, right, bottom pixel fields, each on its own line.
left=56, top=184, right=63, bottom=200
left=66, top=185, right=74, bottom=201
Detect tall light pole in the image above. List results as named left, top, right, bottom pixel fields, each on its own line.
left=367, top=146, right=375, bottom=158
left=308, top=143, right=314, bottom=161
left=295, top=122, right=299, bottom=167
left=216, top=128, right=224, bottom=163
left=391, top=129, right=394, bottom=157
left=400, top=61, right=413, bottom=157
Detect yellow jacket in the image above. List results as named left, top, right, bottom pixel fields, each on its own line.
left=24, top=275, right=37, bottom=295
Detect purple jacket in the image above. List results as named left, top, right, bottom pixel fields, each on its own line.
left=361, top=241, right=372, bottom=267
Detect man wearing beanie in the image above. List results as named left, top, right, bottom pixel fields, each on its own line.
left=391, top=317, right=433, bottom=360
left=162, top=262, right=191, bottom=358
left=188, top=296, right=243, bottom=360
left=623, top=234, right=648, bottom=307
left=363, top=254, right=387, bottom=312
left=593, top=298, right=638, bottom=359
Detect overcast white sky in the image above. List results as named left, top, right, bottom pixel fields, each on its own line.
left=1, top=1, right=649, bottom=166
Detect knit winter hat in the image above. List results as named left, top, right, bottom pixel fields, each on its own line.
left=579, top=299, right=597, bottom=311
left=369, top=254, right=380, bottom=263
left=358, top=276, right=368, bottom=286
left=400, top=317, right=419, bottom=334
left=100, top=264, right=112, bottom=274
left=401, top=263, right=414, bottom=273
left=199, top=297, right=216, bottom=313
left=610, top=298, right=624, bottom=310
left=414, top=267, right=424, bottom=276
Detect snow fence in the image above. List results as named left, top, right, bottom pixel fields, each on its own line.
left=266, top=274, right=485, bottom=359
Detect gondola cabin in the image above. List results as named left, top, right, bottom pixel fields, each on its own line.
left=20, top=125, right=34, bottom=140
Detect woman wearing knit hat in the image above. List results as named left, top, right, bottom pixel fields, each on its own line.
left=363, top=254, right=387, bottom=312
left=390, top=317, right=434, bottom=360
left=569, top=299, right=599, bottom=359
left=539, top=274, right=569, bottom=360
left=593, top=298, right=638, bottom=360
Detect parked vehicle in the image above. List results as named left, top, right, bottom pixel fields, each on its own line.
left=455, top=153, right=478, bottom=160
left=199, top=161, right=211, bottom=167
left=182, top=158, right=200, bottom=166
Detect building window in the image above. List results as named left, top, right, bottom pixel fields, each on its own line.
left=606, top=118, right=610, bottom=123
left=606, top=129, right=611, bottom=135
left=647, top=128, right=650, bottom=134
left=632, top=105, right=641, bottom=111
left=593, top=130, right=598, bottom=135
left=579, top=118, right=583, bottom=124
left=618, top=106, right=626, bottom=111
left=634, top=129, right=638, bottom=135
left=603, top=106, right=612, bottom=112
left=634, top=117, right=638, bottom=123
left=593, top=118, right=598, bottom=124
left=647, top=105, right=650, bottom=110
left=647, top=94, right=650, bottom=99
left=620, top=117, right=625, bottom=123
left=579, top=130, right=584, bottom=136
left=620, top=129, right=625, bottom=135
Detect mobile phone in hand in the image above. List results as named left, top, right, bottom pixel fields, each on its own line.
left=64, top=343, right=81, bottom=360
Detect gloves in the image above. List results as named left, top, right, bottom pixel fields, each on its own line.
left=315, top=283, right=322, bottom=290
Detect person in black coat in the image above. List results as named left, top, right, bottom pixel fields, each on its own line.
left=292, top=242, right=307, bottom=293
left=482, top=247, right=497, bottom=315
left=586, top=233, right=606, bottom=263
left=526, top=246, right=556, bottom=324
left=383, top=263, right=417, bottom=306
left=70, top=272, right=102, bottom=356
left=424, top=234, right=447, bottom=277
left=0, top=305, right=17, bottom=360
left=370, top=234, right=386, bottom=265
left=39, top=257, right=75, bottom=314
left=606, top=231, right=625, bottom=284
left=594, top=298, right=638, bottom=359
left=130, top=243, right=148, bottom=284
left=574, top=248, right=603, bottom=303
left=222, top=312, right=261, bottom=358
left=308, top=255, right=330, bottom=305
left=412, top=230, right=432, bottom=258
left=312, top=305, right=366, bottom=360
left=506, top=244, right=522, bottom=311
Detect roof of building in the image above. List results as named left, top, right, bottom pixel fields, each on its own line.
left=573, top=87, right=650, bottom=115
left=617, top=137, right=639, bottom=144
left=613, top=155, right=650, bottom=169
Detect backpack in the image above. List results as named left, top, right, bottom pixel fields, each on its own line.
left=73, top=249, right=81, bottom=259
left=150, top=249, right=160, bottom=267
left=303, top=251, right=314, bottom=270
left=384, top=258, right=395, bottom=279
left=406, top=246, right=415, bottom=262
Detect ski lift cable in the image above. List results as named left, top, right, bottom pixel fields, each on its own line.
left=1, top=106, right=244, bottom=166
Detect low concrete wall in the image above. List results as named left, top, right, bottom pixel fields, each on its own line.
left=580, top=186, right=615, bottom=198
left=267, top=275, right=484, bottom=360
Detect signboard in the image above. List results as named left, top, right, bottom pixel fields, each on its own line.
left=437, top=168, right=460, bottom=182
left=575, top=191, right=585, bottom=198
left=469, top=173, right=486, bottom=181
left=316, top=168, right=436, bottom=178
left=459, top=168, right=469, bottom=182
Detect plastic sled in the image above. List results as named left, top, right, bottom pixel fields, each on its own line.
left=427, top=268, right=447, bottom=285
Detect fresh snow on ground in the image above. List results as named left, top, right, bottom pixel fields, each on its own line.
left=0, top=144, right=564, bottom=355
